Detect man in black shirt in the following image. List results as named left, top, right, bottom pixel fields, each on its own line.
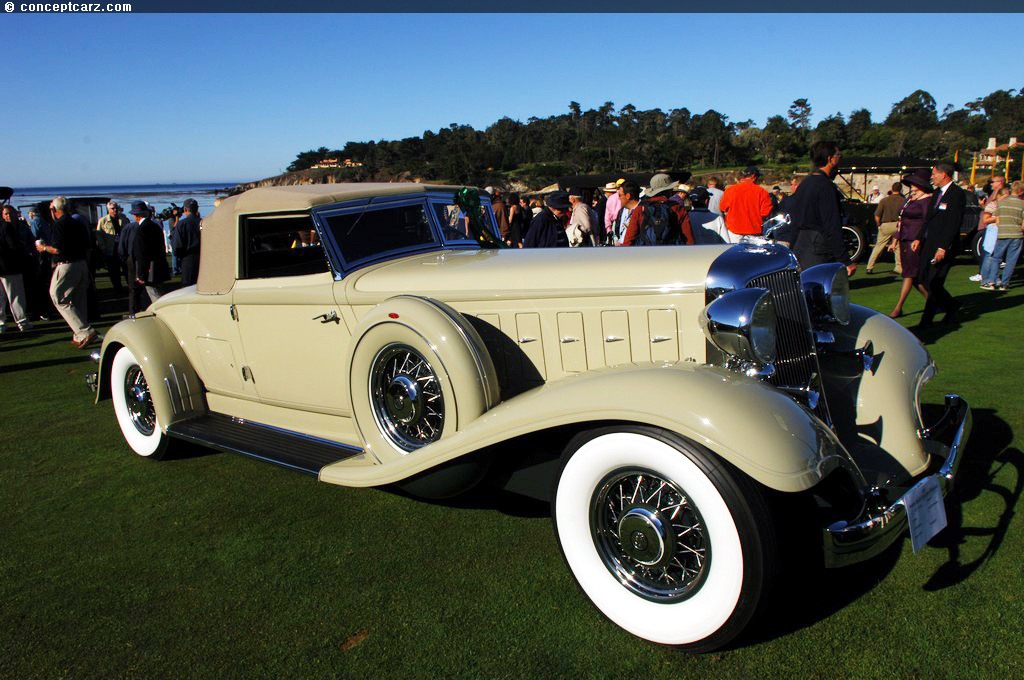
left=36, top=196, right=97, bottom=348
left=778, top=141, right=856, bottom=277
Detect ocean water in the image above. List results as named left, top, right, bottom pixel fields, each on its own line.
left=7, top=182, right=241, bottom=221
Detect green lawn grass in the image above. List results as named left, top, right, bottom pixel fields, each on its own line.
left=1, top=258, right=1021, bottom=678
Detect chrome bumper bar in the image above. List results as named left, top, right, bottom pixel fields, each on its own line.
left=823, top=394, right=971, bottom=568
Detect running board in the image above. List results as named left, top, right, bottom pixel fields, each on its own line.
left=167, top=413, right=363, bottom=476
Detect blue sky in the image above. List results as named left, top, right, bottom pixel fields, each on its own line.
left=5, top=13, right=1020, bottom=187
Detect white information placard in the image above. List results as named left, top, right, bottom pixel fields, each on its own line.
left=900, top=475, right=947, bottom=553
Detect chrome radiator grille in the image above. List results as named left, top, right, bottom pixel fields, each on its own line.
left=747, top=269, right=831, bottom=422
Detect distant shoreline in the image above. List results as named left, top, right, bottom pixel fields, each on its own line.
left=11, top=182, right=244, bottom=196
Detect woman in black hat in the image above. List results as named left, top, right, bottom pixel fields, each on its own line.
left=886, top=169, right=932, bottom=318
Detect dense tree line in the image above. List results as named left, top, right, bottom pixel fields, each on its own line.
left=287, top=89, right=1024, bottom=186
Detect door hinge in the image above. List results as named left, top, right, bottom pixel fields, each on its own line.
left=229, top=304, right=238, bottom=321
left=241, top=365, right=253, bottom=382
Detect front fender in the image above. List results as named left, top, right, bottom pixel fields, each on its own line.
left=819, top=304, right=933, bottom=484
left=319, top=362, right=847, bottom=493
left=95, top=313, right=206, bottom=431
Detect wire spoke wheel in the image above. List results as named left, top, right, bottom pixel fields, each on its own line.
left=553, top=428, right=776, bottom=649
left=111, top=346, right=169, bottom=459
left=371, top=344, right=445, bottom=451
left=592, top=469, right=710, bottom=602
left=123, top=364, right=156, bottom=436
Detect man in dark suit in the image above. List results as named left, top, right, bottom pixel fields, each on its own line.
left=172, top=198, right=202, bottom=287
left=126, top=200, right=169, bottom=314
left=913, top=162, right=965, bottom=327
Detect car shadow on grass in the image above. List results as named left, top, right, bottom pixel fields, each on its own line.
left=163, top=442, right=223, bottom=462
left=736, top=510, right=906, bottom=650
left=738, top=407, right=1018, bottom=649
left=922, top=408, right=1022, bottom=591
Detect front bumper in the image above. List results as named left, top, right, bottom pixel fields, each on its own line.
left=823, top=394, right=971, bottom=568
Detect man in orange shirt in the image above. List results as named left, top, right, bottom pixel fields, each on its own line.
left=719, top=166, right=773, bottom=238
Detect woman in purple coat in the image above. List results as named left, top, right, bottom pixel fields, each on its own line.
left=887, top=169, right=932, bottom=318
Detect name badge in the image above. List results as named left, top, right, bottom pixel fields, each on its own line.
left=938, top=204, right=947, bottom=210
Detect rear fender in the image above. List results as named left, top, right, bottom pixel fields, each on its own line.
left=95, top=314, right=207, bottom=431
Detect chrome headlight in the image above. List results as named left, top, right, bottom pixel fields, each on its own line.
left=801, top=263, right=850, bottom=325
left=699, top=287, right=778, bottom=365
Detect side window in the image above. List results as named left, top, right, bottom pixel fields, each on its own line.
left=240, top=214, right=329, bottom=279
left=324, top=203, right=437, bottom=265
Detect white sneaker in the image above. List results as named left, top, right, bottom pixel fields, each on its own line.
left=969, top=274, right=982, bottom=282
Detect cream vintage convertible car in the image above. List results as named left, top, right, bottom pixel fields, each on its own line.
left=90, top=183, right=970, bottom=650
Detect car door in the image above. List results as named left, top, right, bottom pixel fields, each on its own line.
left=231, top=213, right=352, bottom=414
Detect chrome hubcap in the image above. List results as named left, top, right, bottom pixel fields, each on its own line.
left=385, top=375, right=420, bottom=425
left=591, top=469, right=709, bottom=602
left=371, top=344, right=444, bottom=451
left=123, top=365, right=155, bottom=436
left=618, top=507, right=669, bottom=566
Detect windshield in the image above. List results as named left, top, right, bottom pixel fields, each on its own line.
left=430, top=197, right=500, bottom=245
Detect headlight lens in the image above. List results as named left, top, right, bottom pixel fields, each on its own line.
left=801, top=263, right=850, bottom=325
left=750, top=292, right=778, bottom=363
left=699, top=288, right=777, bottom=366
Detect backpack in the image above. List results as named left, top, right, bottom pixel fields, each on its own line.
left=634, top=201, right=677, bottom=246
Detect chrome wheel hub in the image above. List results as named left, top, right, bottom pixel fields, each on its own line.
left=385, top=375, right=420, bottom=425
left=618, top=507, right=670, bottom=567
left=371, top=344, right=444, bottom=451
left=591, top=469, right=709, bottom=602
left=123, top=365, right=155, bottom=436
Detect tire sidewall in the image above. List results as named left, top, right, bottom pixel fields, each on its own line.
left=553, top=427, right=767, bottom=648
left=110, top=346, right=167, bottom=458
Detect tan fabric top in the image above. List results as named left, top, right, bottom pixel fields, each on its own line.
left=196, top=183, right=463, bottom=294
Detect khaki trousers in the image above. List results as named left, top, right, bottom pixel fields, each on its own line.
left=0, top=273, right=29, bottom=327
left=868, top=221, right=901, bottom=273
left=50, top=260, right=94, bottom=343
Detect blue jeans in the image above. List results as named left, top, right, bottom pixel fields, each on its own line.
left=981, top=238, right=1023, bottom=287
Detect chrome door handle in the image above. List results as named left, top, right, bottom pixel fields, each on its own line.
left=313, top=310, right=340, bottom=324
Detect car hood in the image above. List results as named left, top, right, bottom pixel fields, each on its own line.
left=342, top=246, right=730, bottom=304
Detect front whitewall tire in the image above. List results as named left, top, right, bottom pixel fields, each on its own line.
left=553, top=429, right=772, bottom=649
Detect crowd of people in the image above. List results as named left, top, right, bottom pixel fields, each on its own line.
left=0, top=196, right=202, bottom=347
left=3, top=148, right=1020, bottom=346
left=485, top=140, right=1021, bottom=332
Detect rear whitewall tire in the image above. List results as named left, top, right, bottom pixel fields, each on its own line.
left=553, top=428, right=774, bottom=650
left=110, top=346, right=169, bottom=459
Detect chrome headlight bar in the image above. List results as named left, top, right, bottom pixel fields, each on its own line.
left=699, top=287, right=778, bottom=377
left=800, top=263, right=851, bottom=326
